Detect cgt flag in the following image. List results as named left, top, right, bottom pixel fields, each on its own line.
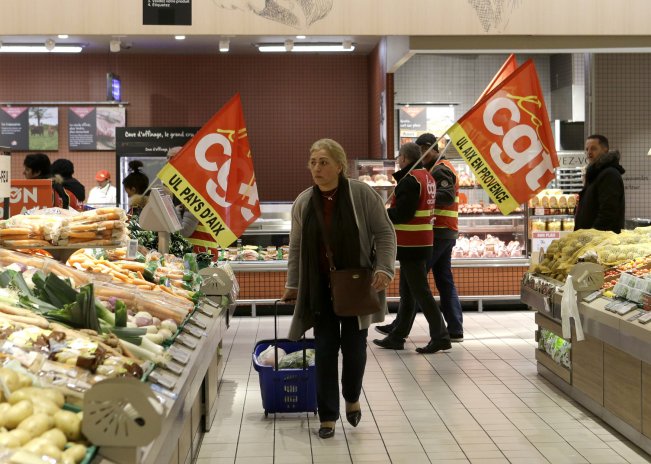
left=476, top=54, right=517, bottom=103
left=449, top=59, right=558, bottom=215
left=158, top=93, right=260, bottom=247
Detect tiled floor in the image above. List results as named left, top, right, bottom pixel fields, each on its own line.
left=199, top=311, right=651, bottom=464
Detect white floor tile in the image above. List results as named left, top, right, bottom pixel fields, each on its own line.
left=194, top=312, right=651, bottom=464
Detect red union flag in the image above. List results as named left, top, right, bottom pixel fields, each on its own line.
left=476, top=54, right=517, bottom=103
left=157, top=94, right=260, bottom=247
left=449, top=60, right=558, bottom=215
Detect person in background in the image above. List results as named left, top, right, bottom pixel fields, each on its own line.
left=373, top=142, right=450, bottom=354
left=574, top=134, right=625, bottom=233
left=282, top=138, right=396, bottom=439
left=376, top=133, right=464, bottom=342
left=122, top=160, right=150, bottom=216
left=23, top=153, right=51, bottom=179
left=86, top=170, right=117, bottom=208
left=51, top=159, right=85, bottom=211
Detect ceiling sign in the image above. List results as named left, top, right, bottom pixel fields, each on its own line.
left=143, top=0, right=191, bottom=26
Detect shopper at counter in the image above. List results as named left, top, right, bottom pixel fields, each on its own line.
left=376, top=133, right=464, bottom=342
left=122, top=160, right=150, bottom=216
left=281, top=138, right=396, bottom=439
left=574, top=134, right=625, bottom=233
left=373, top=142, right=451, bottom=354
left=23, top=153, right=51, bottom=179
left=51, top=159, right=85, bottom=211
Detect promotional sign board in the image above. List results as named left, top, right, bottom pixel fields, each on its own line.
left=0, top=107, right=59, bottom=151
left=143, top=0, right=191, bottom=25
left=0, top=179, right=53, bottom=217
left=0, top=148, right=10, bottom=198
left=69, top=107, right=126, bottom=151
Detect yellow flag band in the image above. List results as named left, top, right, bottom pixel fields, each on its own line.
left=158, top=164, right=238, bottom=247
left=448, top=124, right=520, bottom=215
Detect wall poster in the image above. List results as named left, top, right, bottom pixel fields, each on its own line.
left=398, top=105, right=456, bottom=146
left=0, top=106, right=59, bottom=151
left=69, top=107, right=126, bottom=151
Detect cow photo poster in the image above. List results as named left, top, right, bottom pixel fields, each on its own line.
left=0, top=106, right=59, bottom=150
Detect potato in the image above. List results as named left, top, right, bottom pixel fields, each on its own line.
left=16, top=372, right=32, bottom=389
left=7, top=389, right=31, bottom=405
left=8, top=450, right=52, bottom=464
left=4, top=400, right=34, bottom=429
left=17, top=387, right=65, bottom=408
left=54, top=410, right=81, bottom=441
left=39, top=428, right=67, bottom=450
left=7, top=428, right=31, bottom=445
left=0, top=432, right=20, bottom=448
left=23, top=437, right=62, bottom=460
left=17, top=413, right=54, bottom=438
left=62, top=444, right=88, bottom=463
left=0, top=403, right=11, bottom=428
left=0, top=368, right=19, bottom=392
left=31, top=398, right=61, bottom=416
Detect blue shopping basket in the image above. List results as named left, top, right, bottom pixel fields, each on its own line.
left=252, top=301, right=317, bottom=417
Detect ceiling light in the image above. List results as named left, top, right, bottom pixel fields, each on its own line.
left=284, top=39, right=294, bottom=52
left=44, top=39, right=56, bottom=51
left=0, top=44, right=83, bottom=53
left=258, top=43, right=355, bottom=53
left=57, top=34, right=69, bottom=39
left=219, top=39, right=230, bottom=52
left=175, top=35, right=186, bottom=40
left=109, top=39, right=121, bottom=53
left=296, top=35, right=306, bottom=39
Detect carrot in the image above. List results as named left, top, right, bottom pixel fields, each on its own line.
left=0, top=228, right=33, bottom=236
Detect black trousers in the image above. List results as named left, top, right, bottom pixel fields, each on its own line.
left=313, top=301, right=368, bottom=422
left=391, top=258, right=449, bottom=342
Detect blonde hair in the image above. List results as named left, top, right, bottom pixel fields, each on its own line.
left=310, top=138, right=348, bottom=177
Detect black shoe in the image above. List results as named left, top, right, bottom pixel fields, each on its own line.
left=416, top=339, right=452, bottom=354
left=374, top=324, right=394, bottom=335
left=450, top=334, right=464, bottom=343
left=373, top=337, right=404, bottom=350
left=318, top=426, right=335, bottom=439
left=346, top=410, right=361, bottom=427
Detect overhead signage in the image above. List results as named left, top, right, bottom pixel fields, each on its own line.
left=0, top=106, right=59, bottom=151
left=116, top=127, right=199, bottom=157
left=143, top=0, right=191, bottom=25
left=69, top=107, right=126, bottom=151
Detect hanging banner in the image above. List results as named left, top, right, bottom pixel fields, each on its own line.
left=157, top=93, right=260, bottom=247
left=69, top=107, right=126, bottom=151
left=143, top=0, right=191, bottom=25
left=449, top=60, right=558, bottom=215
left=0, top=107, right=59, bottom=151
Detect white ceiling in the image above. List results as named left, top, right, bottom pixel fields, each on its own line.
left=0, top=34, right=382, bottom=55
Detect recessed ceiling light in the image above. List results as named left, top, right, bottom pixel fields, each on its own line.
left=258, top=43, right=355, bottom=53
left=0, top=44, right=83, bottom=53
left=175, top=35, right=186, bottom=40
left=296, top=35, right=306, bottom=39
left=57, top=34, right=69, bottom=39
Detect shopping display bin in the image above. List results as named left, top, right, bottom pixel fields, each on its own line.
left=252, top=301, right=317, bottom=417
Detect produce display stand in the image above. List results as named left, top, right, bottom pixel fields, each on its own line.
left=89, top=300, right=228, bottom=464
left=523, top=279, right=651, bottom=455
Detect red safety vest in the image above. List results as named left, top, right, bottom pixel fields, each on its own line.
left=432, top=159, right=459, bottom=232
left=186, top=223, right=220, bottom=261
left=392, top=168, right=436, bottom=247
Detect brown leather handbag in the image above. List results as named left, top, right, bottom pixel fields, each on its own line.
left=314, top=197, right=382, bottom=317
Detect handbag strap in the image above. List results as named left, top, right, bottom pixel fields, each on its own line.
left=311, top=193, right=337, bottom=271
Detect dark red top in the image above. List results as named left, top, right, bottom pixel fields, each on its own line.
left=319, top=188, right=337, bottom=275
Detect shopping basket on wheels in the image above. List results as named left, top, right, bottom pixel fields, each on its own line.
left=252, top=300, right=317, bottom=417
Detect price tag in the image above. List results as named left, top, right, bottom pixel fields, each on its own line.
left=189, top=315, right=207, bottom=330
left=126, top=239, right=139, bottom=259
left=627, top=311, right=644, bottom=322
left=150, top=383, right=177, bottom=401
left=176, top=334, right=198, bottom=349
left=183, top=325, right=206, bottom=338
left=196, top=305, right=214, bottom=317
left=168, top=346, right=191, bottom=365
left=149, top=371, right=177, bottom=390
left=543, top=296, right=551, bottom=314
left=534, top=208, right=545, bottom=216
left=583, top=290, right=602, bottom=303
left=638, top=312, right=651, bottom=324
left=164, top=361, right=184, bottom=375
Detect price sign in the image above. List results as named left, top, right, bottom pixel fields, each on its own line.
left=168, top=345, right=191, bottom=365
left=532, top=231, right=561, bottom=253
left=0, top=149, right=10, bottom=198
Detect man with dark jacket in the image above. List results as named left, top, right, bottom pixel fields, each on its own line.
left=373, top=142, right=451, bottom=354
left=51, top=159, right=85, bottom=211
left=574, top=134, right=625, bottom=233
left=376, top=133, right=464, bottom=341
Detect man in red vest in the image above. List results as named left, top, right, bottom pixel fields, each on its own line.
left=376, top=133, right=464, bottom=342
left=373, top=142, right=451, bottom=354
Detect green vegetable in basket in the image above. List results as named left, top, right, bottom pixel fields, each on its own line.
left=278, top=349, right=315, bottom=369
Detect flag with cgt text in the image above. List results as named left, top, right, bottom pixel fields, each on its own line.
left=448, top=59, right=558, bottom=215
left=157, top=93, right=260, bottom=247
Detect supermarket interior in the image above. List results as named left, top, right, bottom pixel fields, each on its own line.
left=1, top=1, right=651, bottom=463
